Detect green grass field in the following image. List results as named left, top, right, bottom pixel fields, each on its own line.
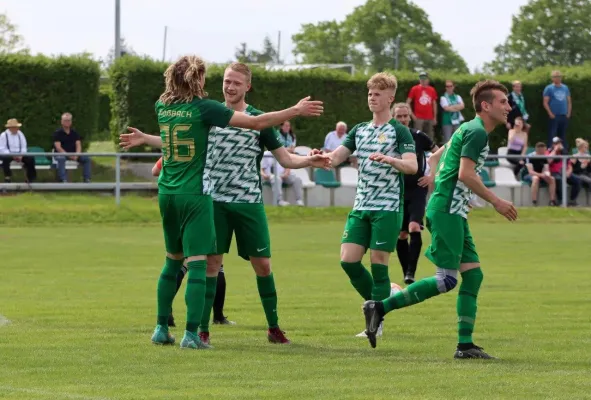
left=1, top=195, right=590, bottom=400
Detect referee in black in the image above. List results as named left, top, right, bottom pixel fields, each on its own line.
left=392, top=103, right=439, bottom=284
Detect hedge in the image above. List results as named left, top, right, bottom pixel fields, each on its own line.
left=0, top=54, right=100, bottom=152
left=109, top=56, right=591, bottom=151
left=98, top=84, right=112, bottom=138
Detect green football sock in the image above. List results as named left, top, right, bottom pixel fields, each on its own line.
left=457, top=268, right=484, bottom=344
left=198, top=276, right=218, bottom=333
left=371, top=263, right=390, bottom=301
left=257, top=273, right=278, bottom=328
left=184, top=260, right=207, bottom=334
left=157, top=258, right=184, bottom=326
left=382, top=276, right=441, bottom=313
left=341, top=261, right=373, bottom=301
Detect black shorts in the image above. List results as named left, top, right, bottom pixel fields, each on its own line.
left=401, top=187, right=427, bottom=232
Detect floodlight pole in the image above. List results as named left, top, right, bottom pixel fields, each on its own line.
left=115, top=0, right=122, bottom=59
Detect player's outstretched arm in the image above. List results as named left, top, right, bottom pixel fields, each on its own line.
left=369, top=152, right=418, bottom=174
left=271, top=147, right=331, bottom=170
left=312, top=146, right=352, bottom=168
left=459, top=157, right=518, bottom=221
left=120, top=127, right=163, bottom=150
left=229, top=96, right=323, bottom=131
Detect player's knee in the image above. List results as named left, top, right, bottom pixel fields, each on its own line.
left=398, top=231, right=409, bottom=240
left=251, top=257, right=271, bottom=276
left=369, top=249, right=389, bottom=265
left=435, top=268, right=458, bottom=293
left=408, top=222, right=421, bottom=233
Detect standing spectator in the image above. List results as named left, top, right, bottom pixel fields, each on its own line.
left=523, top=142, right=557, bottom=206
left=571, top=138, right=591, bottom=187
left=278, top=120, right=296, bottom=153
left=548, top=137, right=580, bottom=206
left=439, top=80, right=464, bottom=143
left=507, top=80, right=531, bottom=131
left=506, top=116, right=529, bottom=176
left=52, top=112, right=91, bottom=183
left=261, top=152, right=304, bottom=206
left=406, top=71, right=437, bottom=140
left=543, top=70, right=571, bottom=146
left=0, top=118, right=36, bottom=183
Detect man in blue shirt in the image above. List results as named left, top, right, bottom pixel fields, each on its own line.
left=543, top=70, right=572, bottom=147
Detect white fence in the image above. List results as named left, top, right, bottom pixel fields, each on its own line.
left=1, top=151, right=590, bottom=208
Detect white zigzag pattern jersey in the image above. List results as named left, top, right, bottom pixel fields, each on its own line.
left=427, top=117, right=490, bottom=219
left=206, top=104, right=283, bottom=203
left=342, top=119, right=415, bottom=212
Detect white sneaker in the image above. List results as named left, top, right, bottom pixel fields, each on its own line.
left=296, top=200, right=305, bottom=206
left=356, top=321, right=383, bottom=338
left=278, top=200, right=290, bottom=206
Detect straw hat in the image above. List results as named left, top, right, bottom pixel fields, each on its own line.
left=5, top=118, right=22, bottom=128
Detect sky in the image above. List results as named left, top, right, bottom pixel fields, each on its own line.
left=3, top=0, right=529, bottom=71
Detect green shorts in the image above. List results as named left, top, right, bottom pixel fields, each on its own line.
left=214, top=202, right=271, bottom=260
left=158, top=194, right=216, bottom=257
left=424, top=210, right=479, bottom=270
left=341, top=209, right=403, bottom=252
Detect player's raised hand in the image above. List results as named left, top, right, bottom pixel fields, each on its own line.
left=308, top=153, right=332, bottom=170
left=120, top=127, right=147, bottom=150
left=493, top=198, right=518, bottom=221
left=369, top=152, right=394, bottom=165
left=295, top=96, right=324, bottom=117
left=417, top=174, right=434, bottom=188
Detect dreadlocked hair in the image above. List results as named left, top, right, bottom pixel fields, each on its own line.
left=159, top=55, right=208, bottom=105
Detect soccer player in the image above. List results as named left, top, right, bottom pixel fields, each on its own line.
left=119, top=55, right=324, bottom=350
left=391, top=103, right=438, bottom=285
left=151, top=159, right=233, bottom=328
left=311, top=72, right=417, bottom=338
left=362, top=80, right=518, bottom=359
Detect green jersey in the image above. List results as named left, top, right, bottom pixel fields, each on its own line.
left=156, top=98, right=234, bottom=195
left=207, top=104, right=283, bottom=203
left=427, top=117, right=490, bottom=219
left=342, top=119, right=415, bottom=212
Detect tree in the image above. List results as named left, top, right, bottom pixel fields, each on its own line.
left=485, top=0, right=591, bottom=74
left=103, top=37, right=136, bottom=68
left=234, top=35, right=280, bottom=64
left=0, top=14, right=27, bottom=54
left=292, top=0, right=469, bottom=73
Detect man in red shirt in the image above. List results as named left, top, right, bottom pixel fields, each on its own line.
left=547, top=137, right=581, bottom=206
left=406, top=72, right=438, bottom=140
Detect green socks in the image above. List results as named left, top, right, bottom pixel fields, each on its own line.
left=340, top=261, right=373, bottom=301
left=157, top=258, right=184, bottom=326
left=370, top=263, right=390, bottom=301
left=457, top=268, right=484, bottom=344
left=198, top=276, right=218, bottom=333
left=257, top=273, right=278, bottom=328
left=185, top=260, right=207, bottom=334
left=382, top=276, right=441, bottom=313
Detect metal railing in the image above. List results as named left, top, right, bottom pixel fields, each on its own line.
left=2, top=151, right=589, bottom=208
left=486, top=153, right=591, bottom=207
left=3, top=151, right=285, bottom=207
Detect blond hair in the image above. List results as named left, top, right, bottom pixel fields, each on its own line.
left=392, top=102, right=410, bottom=113
left=226, top=62, right=252, bottom=83
left=576, top=138, right=589, bottom=150
left=470, top=80, right=508, bottom=112
left=159, top=55, right=207, bottom=105
left=367, top=72, right=398, bottom=92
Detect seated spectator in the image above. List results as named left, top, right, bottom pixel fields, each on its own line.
left=523, top=142, right=557, bottom=206
left=278, top=121, right=296, bottom=153
left=323, top=121, right=358, bottom=168
left=506, top=116, right=529, bottom=176
left=548, top=137, right=580, bottom=206
left=260, top=152, right=304, bottom=206
left=52, top=112, right=91, bottom=183
left=571, top=138, right=591, bottom=187
left=0, top=118, right=36, bottom=183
